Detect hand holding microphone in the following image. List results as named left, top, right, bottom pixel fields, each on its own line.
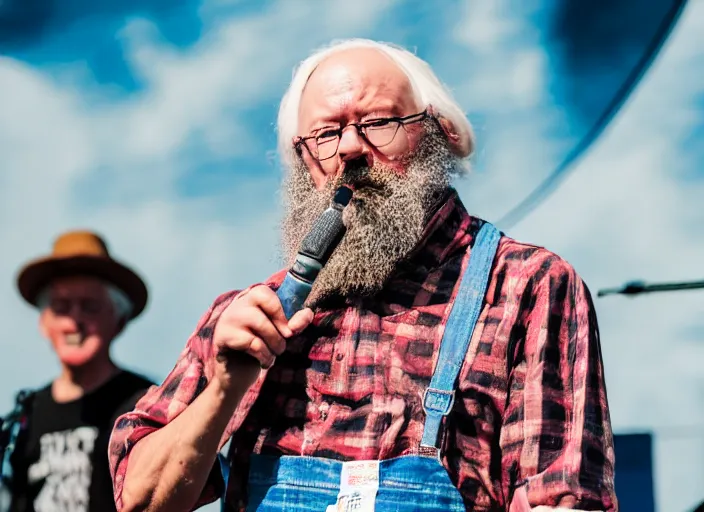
left=212, top=186, right=352, bottom=394
left=276, top=185, right=352, bottom=319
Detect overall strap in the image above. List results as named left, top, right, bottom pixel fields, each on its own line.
left=420, top=221, right=501, bottom=451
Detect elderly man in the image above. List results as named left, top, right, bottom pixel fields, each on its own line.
left=1, top=230, right=155, bottom=512
left=109, top=39, right=617, bottom=511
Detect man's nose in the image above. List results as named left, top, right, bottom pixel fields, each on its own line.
left=337, top=126, right=370, bottom=164
left=66, top=302, right=91, bottom=323
left=69, top=302, right=83, bottom=318
left=56, top=311, right=81, bottom=333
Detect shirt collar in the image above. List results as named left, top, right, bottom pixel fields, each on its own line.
left=398, top=187, right=484, bottom=274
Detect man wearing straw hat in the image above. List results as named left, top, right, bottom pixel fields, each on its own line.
left=0, top=230, right=155, bottom=512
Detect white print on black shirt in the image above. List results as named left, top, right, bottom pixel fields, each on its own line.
left=27, top=426, right=99, bottom=512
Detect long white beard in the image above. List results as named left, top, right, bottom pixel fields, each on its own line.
left=281, top=121, right=461, bottom=307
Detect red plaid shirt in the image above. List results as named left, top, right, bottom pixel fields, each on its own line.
left=109, top=189, right=617, bottom=511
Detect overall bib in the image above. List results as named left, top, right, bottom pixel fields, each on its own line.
left=223, top=222, right=501, bottom=511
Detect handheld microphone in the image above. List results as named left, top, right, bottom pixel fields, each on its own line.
left=276, top=185, right=353, bottom=319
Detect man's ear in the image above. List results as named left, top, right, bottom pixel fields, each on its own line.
left=437, top=116, right=472, bottom=158
left=427, top=104, right=472, bottom=158
left=113, top=317, right=127, bottom=339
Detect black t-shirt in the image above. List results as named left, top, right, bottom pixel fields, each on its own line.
left=8, top=370, right=154, bottom=512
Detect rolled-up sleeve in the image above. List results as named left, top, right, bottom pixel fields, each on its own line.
left=108, top=289, right=250, bottom=510
left=501, top=257, right=618, bottom=511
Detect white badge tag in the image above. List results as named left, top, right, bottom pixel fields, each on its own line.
left=327, top=460, right=380, bottom=512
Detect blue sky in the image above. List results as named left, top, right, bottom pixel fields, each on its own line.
left=1, top=1, right=702, bottom=510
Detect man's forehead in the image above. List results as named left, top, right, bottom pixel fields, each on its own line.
left=312, top=48, right=405, bottom=80
left=299, top=48, right=418, bottom=122
left=50, top=276, right=107, bottom=295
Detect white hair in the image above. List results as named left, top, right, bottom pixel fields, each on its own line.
left=277, top=38, right=475, bottom=169
left=36, top=281, right=133, bottom=322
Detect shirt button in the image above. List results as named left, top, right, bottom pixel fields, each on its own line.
left=335, top=353, right=344, bottom=361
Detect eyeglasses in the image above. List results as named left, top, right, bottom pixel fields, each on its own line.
left=294, top=109, right=430, bottom=161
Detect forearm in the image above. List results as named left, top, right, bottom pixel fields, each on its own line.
left=120, top=381, right=245, bottom=512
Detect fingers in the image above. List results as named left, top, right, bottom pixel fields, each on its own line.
left=242, top=286, right=293, bottom=338
left=239, top=286, right=315, bottom=338
left=215, top=286, right=316, bottom=372
left=289, top=308, right=315, bottom=335
left=508, top=486, right=531, bottom=512
left=229, top=305, right=287, bottom=356
left=247, top=337, right=276, bottom=369
left=216, top=329, right=278, bottom=370
left=216, top=337, right=275, bottom=372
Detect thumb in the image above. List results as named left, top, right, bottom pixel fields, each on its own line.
left=288, top=308, right=315, bottom=335
left=509, top=486, right=532, bottom=512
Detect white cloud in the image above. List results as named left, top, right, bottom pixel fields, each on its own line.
left=450, top=0, right=568, bottom=228
left=0, top=3, right=400, bottom=511
left=0, top=0, right=401, bottom=394
left=454, top=1, right=526, bottom=52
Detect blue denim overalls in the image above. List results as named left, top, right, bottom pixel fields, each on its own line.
left=221, top=222, right=501, bottom=511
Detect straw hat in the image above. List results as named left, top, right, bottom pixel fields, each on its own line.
left=16, top=230, right=148, bottom=319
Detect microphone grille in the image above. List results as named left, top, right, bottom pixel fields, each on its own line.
left=299, top=208, right=345, bottom=263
